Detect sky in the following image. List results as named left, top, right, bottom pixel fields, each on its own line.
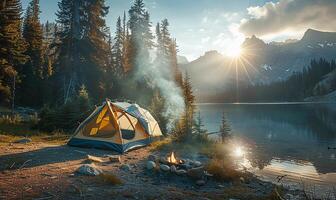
left=21, top=0, right=336, bottom=60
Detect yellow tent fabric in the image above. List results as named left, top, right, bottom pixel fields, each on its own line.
left=68, top=99, right=163, bottom=153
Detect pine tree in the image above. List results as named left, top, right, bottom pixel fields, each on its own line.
left=54, top=0, right=109, bottom=103
left=155, top=22, right=162, bottom=58
left=193, top=111, right=207, bottom=136
left=128, top=0, right=153, bottom=72
left=183, top=72, right=195, bottom=135
left=173, top=72, right=195, bottom=140
left=0, top=0, right=27, bottom=105
left=160, top=19, right=171, bottom=59
left=18, top=0, right=44, bottom=106
left=111, top=16, right=124, bottom=77
left=169, top=39, right=183, bottom=86
left=81, top=0, right=110, bottom=101
left=149, top=90, right=169, bottom=135
left=54, top=0, right=84, bottom=103
left=219, top=112, right=231, bottom=143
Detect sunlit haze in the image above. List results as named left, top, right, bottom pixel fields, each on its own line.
left=19, top=0, right=336, bottom=60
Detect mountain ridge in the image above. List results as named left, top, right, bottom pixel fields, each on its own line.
left=180, top=29, right=336, bottom=101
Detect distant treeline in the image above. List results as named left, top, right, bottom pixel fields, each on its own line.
left=221, top=58, right=336, bottom=102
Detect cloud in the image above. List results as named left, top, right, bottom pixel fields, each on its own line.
left=239, top=0, right=336, bottom=37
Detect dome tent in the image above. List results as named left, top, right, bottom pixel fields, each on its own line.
left=68, top=99, right=162, bottom=153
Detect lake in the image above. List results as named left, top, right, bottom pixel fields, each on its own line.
left=197, top=103, right=336, bottom=194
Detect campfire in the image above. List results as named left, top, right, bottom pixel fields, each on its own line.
left=167, top=152, right=178, bottom=164
left=167, top=152, right=185, bottom=166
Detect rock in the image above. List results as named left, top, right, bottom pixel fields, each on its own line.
left=196, top=180, right=205, bottom=186
left=146, top=161, right=156, bottom=170
left=108, top=155, right=121, bottom=163
left=148, top=154, right=157, bottom=161
left=87, top=155, right=103, bottom=163
left=170, top=165, right=176, bottom=173
left=76, top=164, right=102, bottom=176
left=14, top=138, right=32, bottom=144
left=176, top=169, right=187, bottom=175
left=187, top=167, right=205, bottom=180
left=120, top=164, right=131, bottom=171
left=180, top=164, right=193, bottom=170
left=160, top=164, right=170, bottom=172
left=240, top=177, right=245, bottom=183
left=193, top=161, right=202, bottom=167
left=160, top=157, right=168, bottom=164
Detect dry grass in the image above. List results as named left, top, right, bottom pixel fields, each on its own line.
left=0, top=116, right=69, bottom=145
left=205, top=159, right=245, bottom=182
left=0, top=114, right=23, bottom=125
left=97, top=173, right=123, bottom=185
left=149, top=137, right=172, bottom=151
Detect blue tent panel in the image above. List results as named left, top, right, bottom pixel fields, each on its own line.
left=67, top=138, right=151, bottom=153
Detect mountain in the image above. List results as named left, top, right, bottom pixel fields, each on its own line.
left=177, top=55, right=189, bottom=65
left=181, top=29, right=336, bottom=101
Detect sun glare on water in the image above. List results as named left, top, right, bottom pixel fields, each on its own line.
left=234, top=146, right=244, bottom=157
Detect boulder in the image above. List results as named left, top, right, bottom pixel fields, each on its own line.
left=148, top=154, right=157, bottom=161
left=187, top=167, right=205, bottom=180
left=14, top=138, right=32, bottom=144
left=193, top=161, right=202, bottom=167
left=120, top=164, right=131, bottom=171
left=176, top=169, right=187, bottom=176
left=196, top=180, right=205, bottom=186
left=160, top=164, right=170, bottom=172
left=146, top=161, right=156, bottom=170
left=159, top=157, right=168, bottom=164
left=76, top=164, right=102, bottom=176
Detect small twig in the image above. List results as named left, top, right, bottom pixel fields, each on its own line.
left=9, top=162, right=15, bottom=169
left=276, top=175, right=287, bottom=183
left=19, top=159, right=32, bottom=169
left=274, top=187, right=285, bottom=200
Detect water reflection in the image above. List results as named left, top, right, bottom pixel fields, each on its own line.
left=198, top=103, right=336, bottom=187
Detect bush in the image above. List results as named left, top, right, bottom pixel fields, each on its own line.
left=0, top=114, right=22, bottom=125
left=38, top=86, right=93, bottom=132
left=206, top=159, right=244, bottom=182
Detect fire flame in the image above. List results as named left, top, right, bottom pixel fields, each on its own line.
left=167, top=152, right=178, bottom=164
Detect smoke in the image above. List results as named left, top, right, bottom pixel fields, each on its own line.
left=134, top=48, right=185, bottom=130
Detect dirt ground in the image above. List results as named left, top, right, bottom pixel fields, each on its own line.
left=0, top=140, right=295, bottom=200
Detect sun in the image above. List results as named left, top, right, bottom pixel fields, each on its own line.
left=226, top=45, right=242, bottom=58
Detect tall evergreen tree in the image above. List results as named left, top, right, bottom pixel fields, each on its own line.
left=19, top=0, right=44, bottom=106
left=0, top=0, right=27, bottom=105
left=54, top=0, right=109, bottom=103
left=128, top=0, right=153, bottom=73
left=193, top=111, right=207, bottom=136
left=169, top=38, right=183, bottom=86
left=183, top=71, right=195, bottom=133
left=111, top=16, right=124, bottom=77
left=54, top=0, right=84, bottom=103
left=81, top=0, right=110, bottom=101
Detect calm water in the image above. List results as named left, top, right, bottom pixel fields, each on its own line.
left=198, top=103, right=336, bottom=192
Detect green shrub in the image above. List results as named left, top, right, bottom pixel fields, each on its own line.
left=38, top=86, right=93, bottom=132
